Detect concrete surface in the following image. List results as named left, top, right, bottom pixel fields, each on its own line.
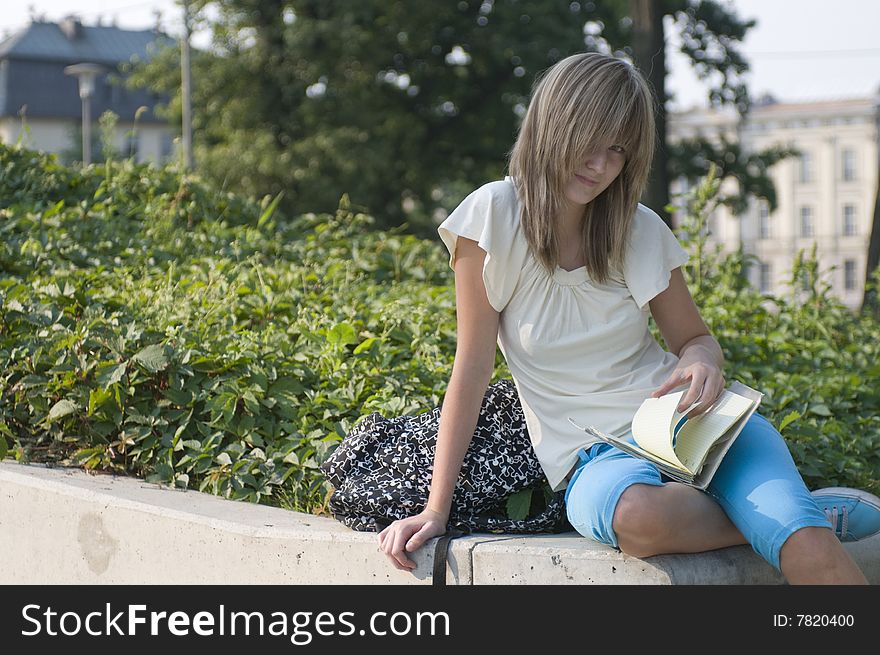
left=2, top=461, right=878, bottom=584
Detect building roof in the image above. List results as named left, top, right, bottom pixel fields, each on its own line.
left=0, top=18, right=171, bottom=122
left=0, top=18, right=169, bottom=64
left=748, top=96, right=878, bottom=118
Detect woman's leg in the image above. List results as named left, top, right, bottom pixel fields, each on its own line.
left=706, top=413, right=866, bottom=584
left=565, top=442, right=747, bottom=556
left=611, top=482, right=747, bottom=558
left=778, top=527, right=865, bottom=584
left=566, top=414, right=869, bottom=583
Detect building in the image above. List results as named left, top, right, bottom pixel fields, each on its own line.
left=668, top=94, right=879, bottom=309
left=0, top=16, right=173, bottom=164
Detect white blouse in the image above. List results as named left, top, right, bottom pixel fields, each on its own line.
left=437, top=176, right=690, bottom=491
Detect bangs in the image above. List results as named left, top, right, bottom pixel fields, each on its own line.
left=557, top=67, right=653, bottom=176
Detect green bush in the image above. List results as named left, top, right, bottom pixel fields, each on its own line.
left=1, top=144, right=878, bottom=523
left=671, top=165, right=880, bottom=493
left=0, top=143, right=494, bottom=514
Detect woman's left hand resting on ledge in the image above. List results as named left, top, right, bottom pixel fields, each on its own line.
left=377, top=509, right=449, bottom=571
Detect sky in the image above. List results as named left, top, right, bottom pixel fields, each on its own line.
left=1, top=0, right=879, bottom=110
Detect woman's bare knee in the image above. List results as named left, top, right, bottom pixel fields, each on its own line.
left=612, top=483, right=668, bottom=558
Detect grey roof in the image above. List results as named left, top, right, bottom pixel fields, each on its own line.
left=0, top=19, right=172, bottom=121
left=0, top=19, right=170, bottom=65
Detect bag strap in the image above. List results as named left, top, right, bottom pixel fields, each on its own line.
left=373, top=518, right=469, bottom=586
left=432, top=526, right=469, bottom=587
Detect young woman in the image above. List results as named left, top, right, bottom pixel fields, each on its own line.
left=378, top=52, right=880, bottom=583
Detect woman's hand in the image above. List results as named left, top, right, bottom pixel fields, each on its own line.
left=648, top=270, right=725, bottom=417
left=377, top=509, right=449, bottom=572
left=652, top=360, right=725, bottom=418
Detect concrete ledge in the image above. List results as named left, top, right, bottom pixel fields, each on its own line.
left=2, top=462, right=879, bottom=584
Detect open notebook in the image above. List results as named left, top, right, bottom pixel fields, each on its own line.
left=567, top=381, right=764, bottom=489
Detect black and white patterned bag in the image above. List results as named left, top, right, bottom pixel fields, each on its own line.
left=320, top=378, right=568, bottom=534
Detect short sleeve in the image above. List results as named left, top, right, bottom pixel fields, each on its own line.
left=622, top=204, right=690, bottom=311
left=437, top=180, right=525, bottom=313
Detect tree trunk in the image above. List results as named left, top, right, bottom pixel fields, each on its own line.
left=631, top=0, right=672, bottom=227
left=861, top=177, right=880, bottom=313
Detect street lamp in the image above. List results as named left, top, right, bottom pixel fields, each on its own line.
left=64, top=63, right=106, bottom=166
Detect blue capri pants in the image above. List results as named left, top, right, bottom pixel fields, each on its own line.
left=564, top=412, right=832, bottom=571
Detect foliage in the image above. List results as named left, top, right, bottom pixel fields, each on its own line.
left=125, top=0, right=763, bottom=237
left=1, top=143, right=878, bottom=524
left=668, top=136, right=798, bottom=216
left=671, top=165, right=880, bottom=493
left=0, top=142, right=484, bottom=513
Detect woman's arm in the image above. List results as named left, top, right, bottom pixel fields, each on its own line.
left=378, top=236, right=501, bottom=571
left=648, top=267, right=725, bottom=416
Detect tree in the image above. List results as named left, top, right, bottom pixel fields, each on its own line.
left=129, top=0, right=778, bottom=236
left=668, top=136, right=796, bottom=216
left=626, top=0, right=756, bottom=224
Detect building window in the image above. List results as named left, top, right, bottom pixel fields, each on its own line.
left=160, top=132, right=175, bottom=161
left=842, top=149, right=856, bottom=181
left=799, top=152, right=813, bottom=183
left=800, top=206, right=814, bottom=237
left=758, top=201, right=770, bottom=239
left=800, top=269, right=812, bottom=292
left=843, top=204, right=857, bottom=236
left=759, top=262, right=772, bottom=293
left=844, top=259, right=857, bottom=291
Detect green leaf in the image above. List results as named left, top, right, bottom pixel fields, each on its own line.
left=0, top=436, right=7, bottom=459
left=190, top=356, right=223, bottom=372
left=269, top=377, right=305, bottom=394
left=353, top=337, right=380, bottom=354
left=326, top=322, right=357, bottom=346
left=257, top=191, right=284, bottom=228
left=145, top=462, right=173, bottom=484
left=779, top=410, right=802, bottom=432
left=17, top=375, right=49, bottom=389
left=242, top=390, right=261, bottom=414
left=43, top=199, right=65, bottom=219
left=162, top=388, right=193, bottom=406
left=215, top=452, right=232, bottom=466
left=131, top=344, right=169, bottom=373
left=506, top=488, right=533, bottom=521
left=96, top=362, right=127, bottom=389
left=88, top=387, right=113, bottom=416
left=47, top=399, right=77, bottom=422
left=809, top=404, right=832, bottom=417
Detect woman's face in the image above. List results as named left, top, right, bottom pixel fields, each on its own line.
left=563, top=144, right=626, bottom=207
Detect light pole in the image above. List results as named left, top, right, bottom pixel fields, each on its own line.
left=64, top=63, right=106, bottom=166
left=181, top=0, right=194, bottom=169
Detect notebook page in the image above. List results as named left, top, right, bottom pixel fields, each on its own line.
left=674, top=391, right=756, bottom=473
left=631, top=391, right=689, bottom=470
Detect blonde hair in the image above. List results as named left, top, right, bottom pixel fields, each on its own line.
left=507, top=52, right=657, bottom=283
